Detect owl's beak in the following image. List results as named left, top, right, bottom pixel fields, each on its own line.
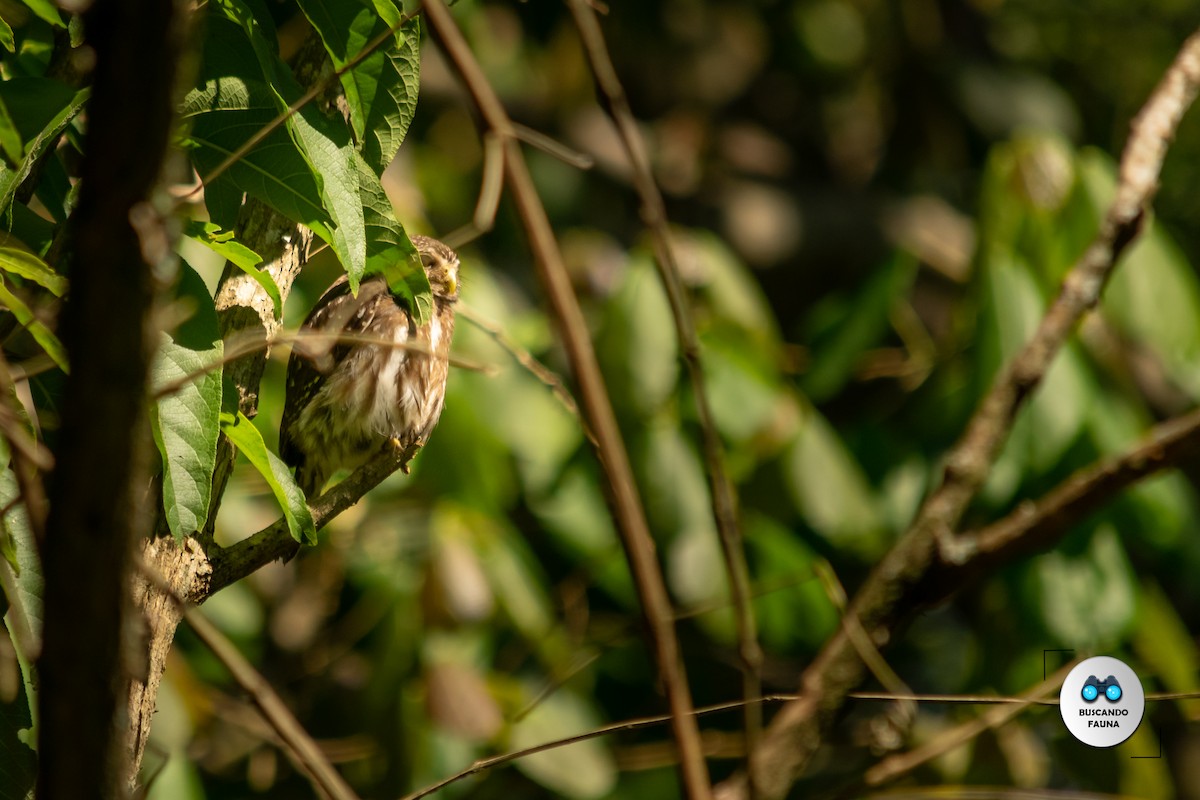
left=447, top=274, right=458, bottom=296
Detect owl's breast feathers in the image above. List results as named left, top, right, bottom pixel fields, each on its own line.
left=279, top=272, right=456, bottom=496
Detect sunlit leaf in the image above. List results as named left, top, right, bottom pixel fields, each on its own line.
left=597, top=258, right=678, bottom=415
left=19, top=0, right=64, bottom=27
left=182, top=220, right=281, bottom=319
left=0, top=278, right=67, bottom=372
left=219, top=411, right=317, bottom=545
left=0, top=82, right=88, bottom=219
left=297, top=0, right=421, bottom=174
left=0, top=246, right=67, bottom=296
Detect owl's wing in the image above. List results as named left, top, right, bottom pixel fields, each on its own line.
left=279, top=274, right=390, bottom=467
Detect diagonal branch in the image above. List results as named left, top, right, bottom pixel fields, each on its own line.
left=927, top=406, right=1200, bottom=598
left=564, top=2, right=764, bottom=789
left=136, top=560, right=361, bottom=800
left=206, top=440, right=419, bottom=594
left=715, top=26, right=1200, bottom=800
left=421, top=1, right=712, bottom=796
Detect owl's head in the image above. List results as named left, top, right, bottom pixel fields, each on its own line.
left=412, top=234, right=460, bottom=302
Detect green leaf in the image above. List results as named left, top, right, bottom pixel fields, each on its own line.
left=977, top=248, right=1090, bottom=479
left=597, top=258, right=678, bottom=415
left=784, top=400, right=887, bottom=559
left=1027, top=524, right=1136, bottom=649
left=298, top=0, right=421, bottom=174
left=182, top=16, right=334, bottom=239
left=182, top=220, right=281, bottom=319
left=0, top=430, right=43, bottom=767
left=219, top=411, right=317, bottom=545
left=801, top=253, right=917, bottom=402
left=19, top=0, right=65, bottom=27
left=214, top=0, right=368, bottom=290
left=510, top=685, right=617, bottom=800
left=0, top=278, right=68, bottom=372
left=0, top=246, right=67, bottom=296
left=0, top=17, right=14, bottom=54
left=0, top=84, right=88, bottom=219
left=0, top=95, right=19, bottom=170
left=356, top=150, right=431, bottom=323
left=152, top=264, right=224, bottom=539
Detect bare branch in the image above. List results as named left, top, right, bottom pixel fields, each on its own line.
left=421, top=1, right=712, bottom=796
left=565, top=1, right=763, bottom=788
left=715, top=26, right=1200, bottom=800
left=206, top=439, right=420, bottom=594
left=928, top=407, right=1200, bottom=596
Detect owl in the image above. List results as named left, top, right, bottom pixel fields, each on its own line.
left=280, top=235, right=460, bottom=497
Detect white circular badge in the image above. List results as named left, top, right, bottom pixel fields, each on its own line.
left=1059, top=656, right=1144, bottom=747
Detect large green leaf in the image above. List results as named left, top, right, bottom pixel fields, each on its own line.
left=183, top=15, right=334, bottom=238
left=0, top=82, right=88, bottom=218
left=151, top=264, right=224, bottom=539
left=219, top=411, right=317, bottom=545
left=297, top=0, right=421, bottom=174
left=215, top=0, right=368, bottom=290
left=597, top=258, right=678, bottom=415
left=1080, top=150, right=1200, bottom=399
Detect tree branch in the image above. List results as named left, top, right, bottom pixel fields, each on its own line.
left=421, top=1, right=712, bottom=796
left=205, top=441, right=419, bottom=594
left=715, top=25, right=1200, bottom=800
left=564, top=3, right=764, bottom=790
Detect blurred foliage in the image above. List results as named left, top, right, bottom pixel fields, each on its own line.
left=4, top=0, right=1200, bottom=798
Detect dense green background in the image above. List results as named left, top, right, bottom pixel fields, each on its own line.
left=4, top=0, right=1200, bottom=797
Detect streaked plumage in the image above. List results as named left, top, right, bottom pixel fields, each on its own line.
left=280, top=235, right=460, bottom=497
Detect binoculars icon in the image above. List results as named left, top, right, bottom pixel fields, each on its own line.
left=1081, top=675, right=1122, bottom=703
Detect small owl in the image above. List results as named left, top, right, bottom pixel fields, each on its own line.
left=280, top=235, right=460, bottom=497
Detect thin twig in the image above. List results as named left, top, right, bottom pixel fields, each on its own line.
left=152, top=326, right=494, bottom=400
left=863, top=661, right=1076, bottom=787
left=403, top=674, right=1185, bottom=800
left=135, top=561, right=361, bottom=800
left=421, top=1, right=712, bottom=796
left=815, top=563, right=915, bottom=733
left=714, top=27, right=1200, bottom=800
left=457, top=301, right=596, bottom=445
left=512, top=122, right=595, bottom=169
left=565, top=1, right=763, bottom=789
